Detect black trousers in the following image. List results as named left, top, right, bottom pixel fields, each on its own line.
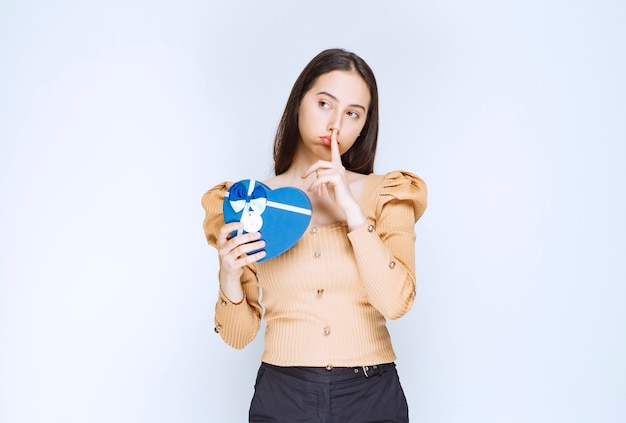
left=249, top=362, right=409, bottom=423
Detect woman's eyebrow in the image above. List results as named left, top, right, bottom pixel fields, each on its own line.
left=316, top=91, right=367, bottom=112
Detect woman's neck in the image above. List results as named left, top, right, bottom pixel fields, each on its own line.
left=266, top=148, right=320, bottom=188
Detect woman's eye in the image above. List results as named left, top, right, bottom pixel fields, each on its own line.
left=347, top=111, right=359, bottom=119
left=319, top=101, right=330, bottom=109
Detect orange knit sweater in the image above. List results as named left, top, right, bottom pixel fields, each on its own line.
left=202, top=171, right=427, bottom=367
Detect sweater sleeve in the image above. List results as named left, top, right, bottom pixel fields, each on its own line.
left=347, top=171, right=427, bottom=319
left=201, top=183, right=262, bottom=349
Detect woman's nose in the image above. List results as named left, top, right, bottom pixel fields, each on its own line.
left=328, top=112, right=341, bottom=132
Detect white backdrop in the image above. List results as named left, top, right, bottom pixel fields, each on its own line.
left=1, top=1, right=625, bottom=422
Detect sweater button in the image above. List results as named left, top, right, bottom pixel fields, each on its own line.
left=214, top=324, right=222, bottom=333
left=389, top=260, right=396, bottom=269
left=220, top=300, right=227, bottom=307
left=317, top=288, right=325, bottom=296
left=310, top=227, right=318, bottom=235
left=323, top=327, right=331, bottom=336
left=313, top=250, right=321, bottom=259
left=325, top=364, right=333, bottom=370
left=410, top=291, right=417, bottom=298
left=367, top=224, right=375, bottom=232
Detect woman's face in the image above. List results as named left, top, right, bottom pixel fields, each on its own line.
left=297, top=70, right=370, bottom=159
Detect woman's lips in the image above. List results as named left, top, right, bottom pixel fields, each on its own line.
left=320, top=136, right=331, bottom=146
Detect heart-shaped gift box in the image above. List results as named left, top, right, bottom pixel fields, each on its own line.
left=223, top=179, right=312, bottom=262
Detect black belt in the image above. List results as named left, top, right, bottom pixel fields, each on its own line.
left=261, top=362, right=395, bottom=383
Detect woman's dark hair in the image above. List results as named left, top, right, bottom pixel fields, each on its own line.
left=273, top=48, right=379, bottom=175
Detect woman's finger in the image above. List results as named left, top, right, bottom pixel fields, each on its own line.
left=228, top=237, right=266, bottom=258
left=330, top=128, right=341, bottom=165
left=218, top=222, right=243, bottom=243
left=302, top=159, right=331, bottom=180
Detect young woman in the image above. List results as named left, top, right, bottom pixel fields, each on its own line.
left=202, top=48, right=427, bottom=422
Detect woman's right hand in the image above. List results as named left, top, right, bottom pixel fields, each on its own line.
left=216, top=222, right=266, bottom=302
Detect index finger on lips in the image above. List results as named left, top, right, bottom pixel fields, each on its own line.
left=330, top=128, right=341, bottom=165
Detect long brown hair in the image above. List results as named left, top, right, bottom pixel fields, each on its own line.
left=273, top=48, right=379, bottom=175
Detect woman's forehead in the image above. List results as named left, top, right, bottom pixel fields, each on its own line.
left=308, top=70, right=371, bottom=107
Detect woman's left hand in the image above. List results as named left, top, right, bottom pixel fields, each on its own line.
left=302, top=129, right=352, bottom=205
left=302, top=129, right=366, bottom=229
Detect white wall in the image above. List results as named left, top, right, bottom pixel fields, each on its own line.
left=1, top=1, right=625, bottom=422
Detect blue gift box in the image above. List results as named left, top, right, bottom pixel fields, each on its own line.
left=223, top=179, right=312, bottom=262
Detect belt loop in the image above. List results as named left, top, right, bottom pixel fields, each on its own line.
left=362, top=366, right=369, bottom=377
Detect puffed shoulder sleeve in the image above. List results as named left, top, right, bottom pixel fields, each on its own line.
left=201, top=182, right=232, bottom=248
left=347, top=170, right=427, bottom=320
left=376, top=170, right=427, bottom=223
